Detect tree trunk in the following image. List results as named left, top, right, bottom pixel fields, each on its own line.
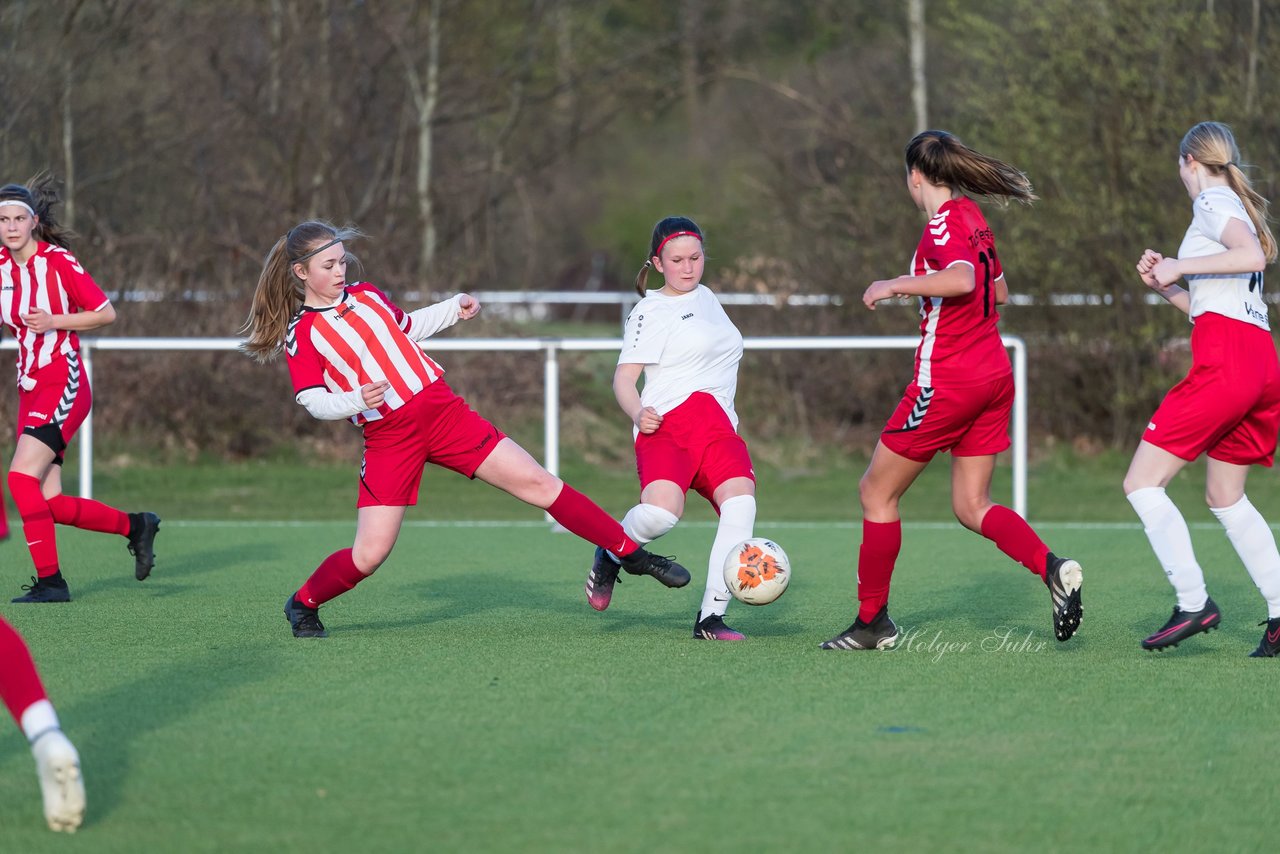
left=417, top=0, right=441, bottom=277
left=680, top=0, right=703, bottom=157
left=269, top=0, right=283, bottom=117
left=62, top=54, right=75, bottom=230
left=1245, top=0, right=1260, bottom=116
left=909, top=0, right=927, bottom=134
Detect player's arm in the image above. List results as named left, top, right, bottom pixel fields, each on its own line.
left=863, top=264, right=975, bottom=309
left=1153, top=219, right=1266, bottom=282
left=613, top=362, right=662, bottom=434
left=295, top=382, right=389, bottom=420
left=1137, top=249, right=1191, bottom=315
left=994, top=275, right=1008, bottom=305
left=403, top=293, right=481, bottom=341
left=22, top=302, right=116, bottom=334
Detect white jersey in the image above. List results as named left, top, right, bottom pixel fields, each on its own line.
left=619, top=284, right=743, bottom=427
left=1179, top=186, right=1268, bottom=330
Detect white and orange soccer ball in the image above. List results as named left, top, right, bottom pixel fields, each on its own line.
left=723, top=538, right=791, bottom=606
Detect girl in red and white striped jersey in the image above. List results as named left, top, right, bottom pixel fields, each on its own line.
left=821, top=131, right=1082, bottom=652
left=0, top=175, right=160, bottom=604
left=243, top=220, right=692, bottom=638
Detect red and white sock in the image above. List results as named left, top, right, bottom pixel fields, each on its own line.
left=979, top=504, right=1051, bottom=581
left=857, top=519, right=901, bottom=623
left=47, top=494, right=130, bottom=536
left=296, top=548, right=368, bottom=609
left=7, top=472, right=59, bottom=578
left=0, top=617, right=50, bottom=731
left=548, top=484, right=640, bottom=557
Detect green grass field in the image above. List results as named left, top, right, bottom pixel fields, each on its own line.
left=0, top=452, right=1278, bottom=851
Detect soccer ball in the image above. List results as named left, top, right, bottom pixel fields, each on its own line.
left=723, top=538, right=790, bottom=606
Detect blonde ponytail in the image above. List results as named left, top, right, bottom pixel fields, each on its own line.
left=1181, top=122, right=1275, bottom=263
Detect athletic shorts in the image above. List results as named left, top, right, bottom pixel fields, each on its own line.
left=15, top=352, right=91, bottom=465
left=358, top=379, right=505, bottom=508
left=879, top=375, right=1014, bottom=463
left=1145, top=312, right=1280, bottom=467
left=635, top=391, right=754, bottom=510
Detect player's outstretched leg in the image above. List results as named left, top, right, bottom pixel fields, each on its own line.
left=693, top=493, right=755, bottom=641
left=821, top=606, right=899, bottom=651
left=585, top=502, right=680, bottom=611
left=1141, top=598, right=1221, bottom=651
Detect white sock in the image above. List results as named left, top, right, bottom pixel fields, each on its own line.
left=1210, top=495, right=1280, bottom=619
left=1127, top=486, right=1208, bottom=612
left=614, top=503, right=680, bottom=563
left=702, top=495, right=757, bottom=618
left=20, top=700, right=59, bottom=743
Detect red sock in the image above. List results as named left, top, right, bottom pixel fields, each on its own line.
left=857, top=519, right=902, bottom=623
left=7, top=472, right=59, bottom=578
left=0, top=480, right=9, bottom=539
left=296, top=548, right=368, bottom=608
left=47, top=494, right=130, bottom=536
left=0, top=617, right=48, bottom=725
left=547, top=484, right=639, bottom=557
left=980, top=504, right=1050, bottom=580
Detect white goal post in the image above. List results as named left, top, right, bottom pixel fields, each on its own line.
left=1, top=336, right=1028, bottom=518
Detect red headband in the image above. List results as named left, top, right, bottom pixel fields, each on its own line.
left=653, top=230, right=702, bottom=259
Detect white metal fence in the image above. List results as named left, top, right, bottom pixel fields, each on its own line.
left=3, top=336, right=1029, bottom=517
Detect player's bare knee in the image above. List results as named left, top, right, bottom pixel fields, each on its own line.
left=952, top=499, right=987, bottom=532
left=351, top=545, right=390, bottom=575
left=1205, top=485, right=1243, bottom=509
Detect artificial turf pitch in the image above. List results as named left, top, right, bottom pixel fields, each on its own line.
left=0, top=516, right=1275, bottom=852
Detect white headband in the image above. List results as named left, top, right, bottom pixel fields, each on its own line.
left=0, top=199, right=34, bottom=215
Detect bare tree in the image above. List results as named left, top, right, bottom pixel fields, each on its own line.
left=909, top=0, right=927, bottom=133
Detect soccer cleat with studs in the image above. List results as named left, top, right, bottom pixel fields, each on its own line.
left=618, top=548, right=691, bottom=588
left=1045, top=552, right=1083, bottom=642
left=1141, top=597, right=1220, bottom=651
left=284, top=594, right=328, bottom=638
left=821, top=606, right=899, bottom=651
left=30, top=729, right=85, bottom=833
left=127, top=512, right=161, bottom=581
left=585, top=546, right=622, bottom=611
left=1249, top=615, right=1280, bottom=658
left=12, top=576, right=71, bottom=604
left=693, top=611, right=746, bottom=641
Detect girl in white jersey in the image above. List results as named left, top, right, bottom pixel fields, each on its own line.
left=1125, top=121, right=1280, bottom=656
left=584, top=217, right=758, bottom=640
left=0, top=176, right=160, bottom=604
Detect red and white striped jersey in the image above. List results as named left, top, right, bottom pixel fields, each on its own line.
left=0, top=242, right=110, bottom=389
left=908, top=197, right=1011, bottom=388
left=286, top=282, right=446, bottom=425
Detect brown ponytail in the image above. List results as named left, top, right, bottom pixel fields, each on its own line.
left=905, top=131, right=1036, bottom=205
left=241, top=220, right=363, bottom=362
left=1181, top=121, right=1277, bottom=263
left=0, top=172, right=75, bottom=249
left=635, top=216, right=704, bottom=296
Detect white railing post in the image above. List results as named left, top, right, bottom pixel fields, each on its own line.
left=1009, top=337, right=1028, bottom=519
left=79, top=343, right=94, bottom=500
left=543, top=341, right=560, bottom=524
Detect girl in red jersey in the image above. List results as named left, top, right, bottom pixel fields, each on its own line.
left=584, top=217, right=757, bottom=640
left=0, top=176, right=160, bottom=604
left=821, top=131, right=1082, bottom=651
left=243, top=221, right=691, bottom=638
left=1125, top=122, right=1280, bottom=656
left=0, top=616, right=84, bottom=831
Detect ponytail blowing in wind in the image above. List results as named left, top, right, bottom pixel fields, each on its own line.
left=634, top=216, right=704, bottom=296
left=1180, top=121, right=1277, bottom=263
left=0, top=172, right=75, bottom=249
left=241, top=221, right=364, bottom=362
left=905, top=131, right=1036, bottom=206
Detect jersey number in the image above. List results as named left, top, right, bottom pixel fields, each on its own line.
left=978, top=249, right=998, bottom=318
left=1250, top=271, right=1264, bottom=293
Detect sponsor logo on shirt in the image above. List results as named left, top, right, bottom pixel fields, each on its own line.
left=30, top=411, right=48, bottom=419
left=1246, top=303, right=1267, bottom=323
left=968, top=227, right=994, bottom=248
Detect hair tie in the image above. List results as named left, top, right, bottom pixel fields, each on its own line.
left=643, top=260, right=653, bottom=268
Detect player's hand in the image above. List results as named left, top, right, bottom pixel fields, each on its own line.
left=635, top=406, right=663, bottom=434
left=361, top=380, right=390, bottom=409
left=21, top=308, right=56, bottom=333
left=1136, top=250, right=1170, bottom=291
left=862, top=279, right=899, bottom=310
left=1151, top=256, right=1182, bottom=287
left=457, top=293, right=480, bottom=320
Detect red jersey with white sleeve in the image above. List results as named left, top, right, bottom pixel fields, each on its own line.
left=286, top=282, right=461, bottom=426
left=0, top=242, right=110, bottom=390
left=909, top=197, right=1011, bottom=388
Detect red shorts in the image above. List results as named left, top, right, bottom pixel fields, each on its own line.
left=358, top=379, right=505, bottom=507
left=880, top=375, right=1014, bottom=463
left=15, top=353, right=92, bottom=465
left=1145, top=312, right=1280, bottom=466
left=635, top=392, right=755, bottom=509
